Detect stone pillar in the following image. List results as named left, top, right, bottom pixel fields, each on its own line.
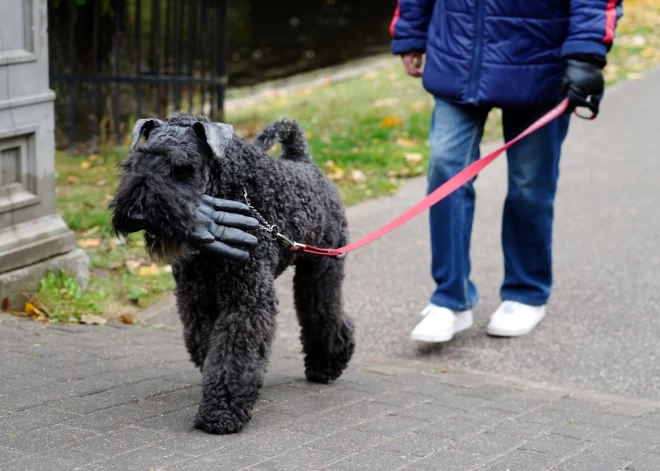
left=0, top=0, right=89, bottom=310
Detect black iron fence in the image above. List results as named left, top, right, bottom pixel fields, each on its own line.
left=48, top=0, right=228, bottom=154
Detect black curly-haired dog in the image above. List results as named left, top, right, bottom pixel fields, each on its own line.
left=110, top=113, right=355, bottom=434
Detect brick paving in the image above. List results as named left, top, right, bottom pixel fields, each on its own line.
left=1, top=313, right=660, bottom=471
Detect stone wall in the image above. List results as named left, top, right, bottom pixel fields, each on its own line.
left=0, top=0, right=88, bottom=310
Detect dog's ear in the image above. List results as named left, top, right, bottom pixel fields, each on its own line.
left=130, top=118, right=164, bottom=149
left=191, top=121, right=234, bottom=159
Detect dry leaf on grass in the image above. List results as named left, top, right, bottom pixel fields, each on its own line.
left=125, top=259, right=142, bottom=274
left=80, top=314, right=107, bottom=325
left=138, top=264, right=162, bottom=276
left=119, top=315, right=134, bottom=324
left=95, top=179, right=107, bottom=187
left=163, top=265, right=173, bottom=273
left=379, top=116, right=403, bottom=128
left=77, top=238, right=102, bottom=249
left=67, top=175, right=81, bottom=184
left=396, top=138, right=418, bottom=148
left=82, top=226, right=100, bottom=237
left=349, top=170, right=368, bottom=183
left=404, top=152, right=423, bottom=165
left=79, top=161, right=92, bottom=170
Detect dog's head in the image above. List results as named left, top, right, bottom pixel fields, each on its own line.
left=110, top=114, right=233, bottom=261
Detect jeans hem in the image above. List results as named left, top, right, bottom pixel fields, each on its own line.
left=500, top=294, right=548, bottom=307
left=430, top=294, right=479, bottom=312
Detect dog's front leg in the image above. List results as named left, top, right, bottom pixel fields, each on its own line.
left=194, top=278, right=277, bottom=434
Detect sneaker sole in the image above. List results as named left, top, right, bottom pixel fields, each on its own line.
left=486, top=317, right=544, bottom=338
left=411, top=312, right=473, bottom=343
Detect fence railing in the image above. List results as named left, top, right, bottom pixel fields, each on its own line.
left=48, top=0, right=227, bottom=155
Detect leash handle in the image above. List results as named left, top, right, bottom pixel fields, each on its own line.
left=298, top=98, right=572, bottom=258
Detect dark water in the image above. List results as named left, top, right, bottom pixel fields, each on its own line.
left=227, top=1, right=395, bottom=87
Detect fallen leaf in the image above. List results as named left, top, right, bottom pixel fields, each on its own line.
left=89, top=154, right=100, bottom=161
left=67, top=175, right=81, bottom=184
left=632, top=35, right=646, bottom=46
left=163, top=265, right=173, bottom=273
left=305, top=131, right=313, bottom=138
left=404, top=152, right=423, bottom=165
left=95, top=179, right=107, bottom=187
left=77, top=238, right=102, bottom=249
left=82, top=226, right=100, bottom=237
left=320, top=136, right=331, bottom=144
left=81, top=314, right=107, bottom=325
left=108, top=262, right=124, bottom=270
left=350, top=169, right=368, bottom=183
left=1, top=297, right=9, bottom=312
left=324, top=160, right=335, bottom=169
left=119, top=315, right=134, bottom=324
left=373, top=97, right=399, bottom=107
left=396, top=138, right=418, bottom=148
left=125, top=260, right=142, bottom=274
left=80, top=161, right=92, bottom=170
left=380, top=116, right=403, bottom=128
left=138, top=264, right=161, bottom=276
left=326, top=166, right=345, bottom=181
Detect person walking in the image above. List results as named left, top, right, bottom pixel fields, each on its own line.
left=390, top=0, right=623, bottom=342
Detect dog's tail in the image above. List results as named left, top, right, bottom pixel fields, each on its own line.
left=252, top=118, right=310, bottom=161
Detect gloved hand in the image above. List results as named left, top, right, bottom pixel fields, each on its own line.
left=561, top=57, right=606, bottom=117
left=190, top=195, right=259, bottom=261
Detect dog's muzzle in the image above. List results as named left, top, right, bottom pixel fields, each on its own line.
left=121, top=211, right=150, bottom=233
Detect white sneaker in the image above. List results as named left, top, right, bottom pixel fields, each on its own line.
left=486, top=301, right=546, bottom=337
left=411, top=304, right=473, bottom=343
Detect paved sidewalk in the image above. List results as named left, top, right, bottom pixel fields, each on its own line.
left=2, top=313, right=660, bottom=471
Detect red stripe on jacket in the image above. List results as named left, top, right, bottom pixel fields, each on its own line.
left=390, top=2, right=401, bottom=38
left=603, top=0, right=617, bottom=44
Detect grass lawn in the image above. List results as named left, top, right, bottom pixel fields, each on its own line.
left=37, top=0, right=660, bottom=323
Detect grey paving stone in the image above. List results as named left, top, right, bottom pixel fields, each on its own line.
left=242, top=409, right=297, bottom=432
left=404, top=381, right=464, bottom=401
left=587, top=436, right=655, bottom=461
left=554, top=421, right=613, bottom=442
left=632, top=412, right=660, bottom=432
left=105, top=378, right=193, bottom=401
left=460, top=385, right=519, bottom=401
left=457, top=431, right=524, bottom=457
left=74, top=425, right=171, bottom=457
left=0, top=424, right=100, bottom=454
left=373, top=391, right=432, bottom=408
left=134, top=407, right=198, bottom=435
left=327, top=449, right=415, bottom=471
left=553, top=449, right=632, bottom=471
left=482, top=449, right=564, bottom=471
left=518, top=407, right=575, bottom=426
left=158, top=428, right=246, bottom=456
left=519, top=433, right=588, bottom=456
left=489, top=418, right=553, bottom=440
left=576, top=411, right=636, bottom=429
left=415, top=416, right=487, bottom=440
left=307, top=428, right=389, bottom=455
left=68, top=402, right=174, bottom=434
left=0, top=446, right=24, bottom=464
left=614, top=425, right=660, bottom=445
left=0, top=446, right=103, bottom=471
left=263, top=393, right=341, bottom=417
left=51, top=390, right=138, bottom=415
left=147, top=386, right=203, bottom=410
left=232, top=429, right=316, bottom=458
left=436, top=394, right=493, bottom=411
left=257, top=384, right=314, bottom=405
left=254, top=446, right=345, bottom=471
left=376, top=432, right=453, bottom=457
left=353, top=414, right=428, bottom=436
left=0, top=405, right=79, bottom=434
left=602, top=403, right=657, bottom=418
left=491, top=397, right=549, bottom=415
left=393, top=401, right=458, bottom=423
left=461, top=407, right=515, bottom=427
left=548, top=396, right=599, bottom=415
left=404, top=448, right=485, bottom=471
left=626, top=451, right=660, bottom=471
left=83, top=445, right=192, bottom=471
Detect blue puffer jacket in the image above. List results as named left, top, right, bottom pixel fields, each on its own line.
left=390, top=0, right=623, bottom=108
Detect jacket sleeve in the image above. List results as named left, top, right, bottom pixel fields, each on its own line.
left=561, top=0, right=624, bottom=58
left=390, top=0, right=435, bottom=55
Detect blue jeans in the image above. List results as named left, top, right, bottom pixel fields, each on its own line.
left=427, top=97, right=571, bottom=311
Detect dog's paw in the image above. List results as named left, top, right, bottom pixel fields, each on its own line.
left=194, top=408, right=250, bottom=435
left=305, top=368, right=338, bottom=384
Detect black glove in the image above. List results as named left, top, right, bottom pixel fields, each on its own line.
left=190, top=195, right=259, bottom=261
left=561, top=56, right=606, bottom=117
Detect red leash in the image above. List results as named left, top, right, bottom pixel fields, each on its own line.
left=293, top=98, right=573, bottom=258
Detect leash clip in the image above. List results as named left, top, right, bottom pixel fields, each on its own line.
left=276, top=232, right=306, bottom=251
